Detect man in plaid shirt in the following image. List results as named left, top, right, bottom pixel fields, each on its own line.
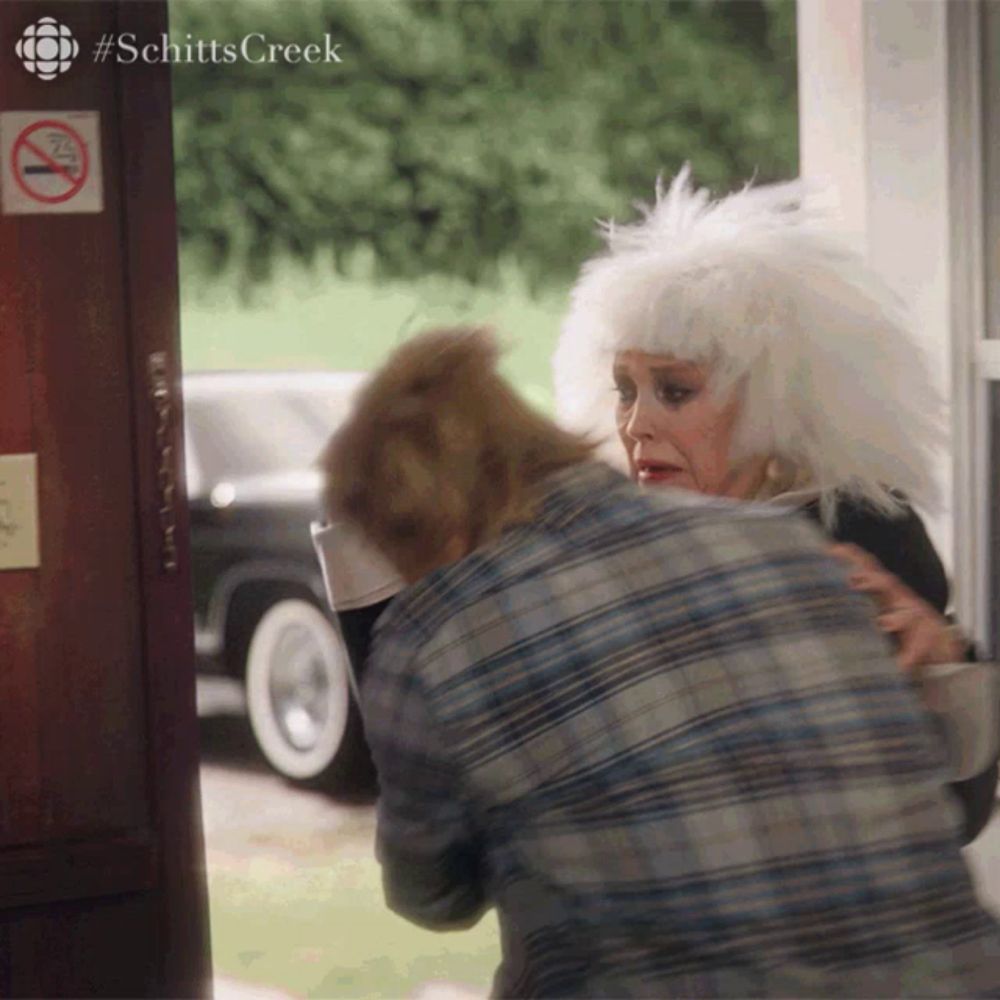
left=321, top=329, right=1000, bottom=998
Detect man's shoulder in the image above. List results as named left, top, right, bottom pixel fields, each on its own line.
left=371, top=477, right=833, bottom=680
left=390, top=480, right=826, bottom=601
left=634, top=486, right=827, bottom=553
left=372, top=542, right=521, bottom=650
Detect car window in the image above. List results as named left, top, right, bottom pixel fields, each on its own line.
left=185, top=385, right=356, bottom=487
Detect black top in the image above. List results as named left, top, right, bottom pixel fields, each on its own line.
left=337, top=494, right=997, bottom=844
left=337, top=599, right=391, bottom=687
left=801, top=495, right=997, bottom=844
left=803, top=496, right=949, bottom=611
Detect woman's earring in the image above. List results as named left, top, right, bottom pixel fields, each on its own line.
left=764, top=455, right=798, bottom=494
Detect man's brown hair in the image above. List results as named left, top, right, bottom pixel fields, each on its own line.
left=320, top=327, right=595, bottom=581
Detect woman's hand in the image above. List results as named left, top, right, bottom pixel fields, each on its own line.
left=828, top=543, right=964, bottom=672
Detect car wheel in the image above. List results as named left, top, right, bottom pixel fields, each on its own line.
left=244, top=597, right=370, bottom=792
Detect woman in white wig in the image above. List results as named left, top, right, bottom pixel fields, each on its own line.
left=553, top=167, right=998, bottom=843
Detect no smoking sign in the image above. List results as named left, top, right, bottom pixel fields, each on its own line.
left=1, top=111, right=103, bottom=214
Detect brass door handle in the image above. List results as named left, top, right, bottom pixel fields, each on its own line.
left=148, top=351, right=178, bottom=573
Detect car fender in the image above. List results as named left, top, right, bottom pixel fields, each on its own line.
left=199, top=558, right=328, bottom=659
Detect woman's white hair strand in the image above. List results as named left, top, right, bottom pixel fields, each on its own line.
left=552, top=167, right=946, bottom=519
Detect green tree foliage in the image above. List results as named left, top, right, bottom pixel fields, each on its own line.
left=171, top=0, right=797, bottom=289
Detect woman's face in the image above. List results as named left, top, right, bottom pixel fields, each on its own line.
left=613, top=351, right=759, bottom=498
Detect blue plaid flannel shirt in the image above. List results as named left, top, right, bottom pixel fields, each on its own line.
left=361, top=462, right=1000, bottom=998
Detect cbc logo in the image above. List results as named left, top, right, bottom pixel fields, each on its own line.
left=15, top=17, right=80, bottom=81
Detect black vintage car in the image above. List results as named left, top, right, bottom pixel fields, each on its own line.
left=183, top=370, right=373, bottom=790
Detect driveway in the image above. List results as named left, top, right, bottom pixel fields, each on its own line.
left=196, top=677, right=498, bottom=999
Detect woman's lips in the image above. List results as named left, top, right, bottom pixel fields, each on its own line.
left=636, top=461, right=684, bottom=484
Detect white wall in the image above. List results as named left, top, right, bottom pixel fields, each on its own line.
left=797, top=0, right=961, bottom=581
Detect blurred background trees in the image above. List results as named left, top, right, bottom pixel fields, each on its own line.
left=171, top=0, right=797, bottom=291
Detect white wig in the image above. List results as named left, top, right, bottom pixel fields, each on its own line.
left=553, top=167, right=946, bottom=518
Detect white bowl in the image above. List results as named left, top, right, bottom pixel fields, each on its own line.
left=921, top=660, right=999, bottom=781
left=310, top=520, right=405, bottom=612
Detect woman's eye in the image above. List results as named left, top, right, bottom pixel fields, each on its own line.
left=613, top=383, right=636, bottom=405
left=655, top=382, right=695, bottom=406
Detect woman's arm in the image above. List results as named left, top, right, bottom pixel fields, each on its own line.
left=823, top=499, right=998, bottom=843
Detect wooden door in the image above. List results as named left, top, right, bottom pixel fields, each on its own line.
left=0, top=1, right=210, bottom=994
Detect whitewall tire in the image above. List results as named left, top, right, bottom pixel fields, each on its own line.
left=244, top=598, right=356, bottom=787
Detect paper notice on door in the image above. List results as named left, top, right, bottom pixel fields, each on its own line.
left=0, top=453, right=40, bottom=570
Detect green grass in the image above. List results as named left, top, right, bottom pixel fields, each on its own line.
left=208, top=848, right=500, bottom=998
left=179, top=252, right=568, bottom=414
